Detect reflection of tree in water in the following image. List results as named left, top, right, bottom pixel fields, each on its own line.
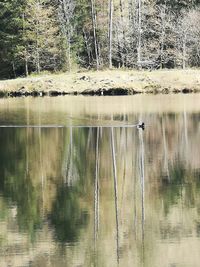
left=160, top=162, right=185, bottom=215
left=0, top=127, right=70, bottom=242
left=50, top=128, right=93, bottom=245
left=62, top=127, right=94, bottom=190
left=2, top=112, right=200, bottom=265
left=0, top=126, right=92, bottom=246
left=0, top=129, right=42, bottom=240
left=49, top=185, right=89, bottom=244
left=160, top=161, right=200, bottom=215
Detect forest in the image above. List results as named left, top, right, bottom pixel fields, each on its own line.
left=0, top=0, right=199, bottom=79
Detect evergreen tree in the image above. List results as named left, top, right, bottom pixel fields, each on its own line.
left=0, top=0, right=26, bottom=78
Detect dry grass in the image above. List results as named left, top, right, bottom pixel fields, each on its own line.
left=0, top=69, right=200, bottom=94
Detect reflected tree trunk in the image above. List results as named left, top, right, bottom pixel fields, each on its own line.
left=133, top=131, right=138, bottom=240
left=111, top=127, right=119, bottom=263
left=64, top=126, right=73, bottom=185
left=26, top=100, right=30, bottom=175
left=120, top=127, right=127, bottom=217
left=68, top=126, right=73, bottom=185
left=87, top=127, right=93, bottom=151
left=39, top=127, right=45, bottom=214
left=162, top=118, right=170, bottom=181
left=138, top=128, right=145, bottom=263
left=183, top=102, right=188, bottom=151
left=94, top=127, right=100, bottom=244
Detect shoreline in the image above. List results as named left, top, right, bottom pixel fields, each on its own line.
left=0, top=69, right=200, bottom=97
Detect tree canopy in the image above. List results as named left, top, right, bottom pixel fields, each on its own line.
left=0, top=0, right=199, bottom=78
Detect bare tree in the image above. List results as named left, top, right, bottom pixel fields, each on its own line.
left=176, top=9, right=200, bottom=69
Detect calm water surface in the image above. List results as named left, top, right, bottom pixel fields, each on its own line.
left=0, top=95, right=200, bottom=267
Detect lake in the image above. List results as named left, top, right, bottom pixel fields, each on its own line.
left=0, top=94, right=200, bottom=267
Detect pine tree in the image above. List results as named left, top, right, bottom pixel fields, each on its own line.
left=0, top=0, right=26, bottom=78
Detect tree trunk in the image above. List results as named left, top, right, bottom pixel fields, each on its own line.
left=12, top=61, right=16, bottom=78
left=36, top=23, right=40, bottom=73
left=24, top=47, right=29, bottom=77
left=36, top=48, right=40, bottom=73
left=83, top=29, right=92, bottom=66
left=108, top=0, right=113, bottom=69
left=22, top=13, right=29, bottom=76
left=160, top=8, right=166, bottom=69
left=35, top=1, right=41, bottom=73
left=183, top=33, right=187, bottom=69
left=137, top=0, right=142, bottom=70
left=119, top=0, right=126, bottom=67
left=62, top=0, right=73, bottom=71
left=68, top=34, right=72, bottom=71
left=91, top=0, right=99, bottom=70
left=25, top=56, right=29, bottom=77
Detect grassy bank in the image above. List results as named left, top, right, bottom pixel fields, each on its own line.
left=0, top=69, right=200, bottom=97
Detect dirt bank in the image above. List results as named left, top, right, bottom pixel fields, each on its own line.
left=0, top=69, right=200, bottom=97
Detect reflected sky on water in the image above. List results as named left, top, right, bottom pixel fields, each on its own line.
left=0, top=95, right=200, bottom=266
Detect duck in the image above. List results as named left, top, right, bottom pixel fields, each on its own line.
left=137, top=122, right=145, bottom=130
